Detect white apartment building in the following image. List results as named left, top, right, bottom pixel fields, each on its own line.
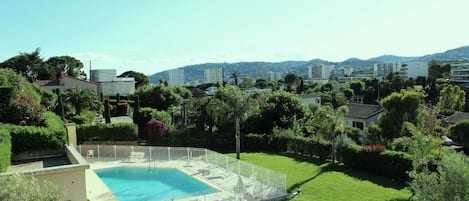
left=374, top=63, right=400, bottom=78
left=398, top=62, right=428, bottom=80
left=451, top=63, right=469, bottom=83
left=308, top=64, right=335, bottom=79
left=262, top=71, right=283, bottom=81
left=167, top=68, right=185, bottom=86
left=204, top=67, right=224, bottom=84
left=90, top=69, right=135, bottom=96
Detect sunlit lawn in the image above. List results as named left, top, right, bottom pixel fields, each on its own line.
left=227, top=152, right=412, bottom=201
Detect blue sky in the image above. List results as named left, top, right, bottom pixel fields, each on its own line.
left=1, top=0, right=469, bottom=75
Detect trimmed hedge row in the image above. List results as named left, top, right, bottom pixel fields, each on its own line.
left=341, top=145, right=412, bottom=181
left=77, top=123, right=138, bottom=142
left=0, top=128, right=11, bottom=172
left=4, top=112, right=67, bottom=154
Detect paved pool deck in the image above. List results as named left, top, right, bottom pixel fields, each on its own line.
left=86, top=159, right=286, bottom=201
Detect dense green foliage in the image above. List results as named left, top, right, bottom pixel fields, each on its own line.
left=0, top=174, right=64, bottom=201
left=4, top=112, right=66, bottom=153
left=135, top=85, right=192, bottom=110
left=449, top=120, right=469, bottom=147
left=0, top=128, right=11, bottom=172
left=0, top=69, right=46, bottom=126
left=410, top=151, right=469, bottom=201
left=45, top=55, right=84, bottom=78
left=77, top=123, right=138, bottom=142
left=436, top=84, right=466, bottom=115
left=341, top=145, right=412, bottom=181
left=379, top=90, right=424, bottom=140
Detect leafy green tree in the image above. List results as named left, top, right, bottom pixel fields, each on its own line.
left=284, top=73, right=299, bottom=92
left=135, top=85, right=192, bottom=111
left=241, top=76, right=254, bottom=89
left=379, top=90, right=424, bottom=140
left=118, top=70, right=150, bottom=88
left=255, top=78, right=267, bottom=89
left=259, top=91, right=309, bottom=132
left=45, top=56, right=84, bottom=78
left=214, top=85, right=257, bottom=159
left=349, top=80, right=365, bottom=96
left=436, top=84, right=466, bottom=115
left=428, top=61, right=451, bottom=79
left=0, top=174, right=64, bottom=201
left=0, top=48, right=48, bottom=80
left=229, top=71, right=240, bottom=86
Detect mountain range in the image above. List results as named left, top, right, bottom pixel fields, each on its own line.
left=150, top=45, right=469, bottom=84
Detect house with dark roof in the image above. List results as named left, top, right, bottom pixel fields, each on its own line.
left=342, top=103, right=384, bottom=131
left=35, top=72, right=97, bottom=93
left=443, top=112, right=469, bottom=126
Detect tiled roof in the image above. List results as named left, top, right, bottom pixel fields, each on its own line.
left=444, top=112, right=469, bottom=124
left=35, top=79, right=59, bottom=86
left=344, top=103, right=384, bottom=119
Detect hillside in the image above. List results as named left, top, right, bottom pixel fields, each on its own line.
left=150, top=45, right=469, bottom=84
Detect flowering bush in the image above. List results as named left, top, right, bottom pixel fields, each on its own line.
left=145, top=120, right=167, bottom=142
left=361, top=144, right=385, bottom=152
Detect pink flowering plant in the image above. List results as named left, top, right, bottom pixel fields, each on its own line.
left=145, top=120, right=167, bottom=142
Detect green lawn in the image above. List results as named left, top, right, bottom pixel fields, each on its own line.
left=228, top=152, right=412, bottom=201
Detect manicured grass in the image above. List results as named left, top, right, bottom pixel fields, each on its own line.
left=228, top=152, right=412, bottom=201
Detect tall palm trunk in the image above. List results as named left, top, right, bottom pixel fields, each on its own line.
left=235, top=117, right=241, bottom=160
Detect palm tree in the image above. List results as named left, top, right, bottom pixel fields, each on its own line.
left=230, top=71, right=240, bottom=86
left=317, top=105, right=348, bottom=166
left=214, top=85, right=257, bottom=159
left=63, top=87, right=101, bottom=115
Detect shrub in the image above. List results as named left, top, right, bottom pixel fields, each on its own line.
left=71, top=110, right=95, bottom=124
left=145, top=120, right=166, bottom=142
left=449, top=120, right=469, bottom=147
left=286, top=136, right=331, bottom=159
left=5, top=112, right=66, bottom=154
left=0, top=128, right=11, bottom=172
left=243, top=133, right=287, bottom=151
left=341, top=145, right=412, bottom=181
left=0, top=173, right=64, bottom=201
left=77, top=123, right=138, bottom=142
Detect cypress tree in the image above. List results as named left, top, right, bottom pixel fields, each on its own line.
left=104, top=99, right=111, bottom=123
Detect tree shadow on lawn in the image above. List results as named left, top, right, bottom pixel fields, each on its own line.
left=262, top=152, right=409, bottom=191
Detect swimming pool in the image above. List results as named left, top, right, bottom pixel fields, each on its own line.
left=95, top=167, right=218, bottom=201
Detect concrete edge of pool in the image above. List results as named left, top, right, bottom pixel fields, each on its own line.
left=86, top=160, right=288, bottom=201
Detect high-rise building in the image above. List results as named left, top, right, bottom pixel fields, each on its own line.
left=308, top=64, right=335, bottom=79
left=167, top=68, right=185, bottom=86
left=204, top=67, right=224, bottom=84
left=451, top=63, right=469, bottom=83
left=374, top=63, right=399, bottom=78
left=262, top=71, right=283, bottom=81
left=398, top=62, right=428, bottom=80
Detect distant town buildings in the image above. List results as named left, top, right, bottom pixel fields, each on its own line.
left=204, top=67, right=224, bottom=84
left=262, top=71, right=283, bottom=81
left=308, top=64, right=335, bottom=79
left=90, top=69, right=135, bottom=96
left=167, top=68, right=185, bottom=86
left=450, top=63, right=469, bottom=83
left=374, top=63, right=400, bottom=79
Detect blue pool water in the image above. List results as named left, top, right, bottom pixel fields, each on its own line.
left=95, top=167, right=217, bottom=201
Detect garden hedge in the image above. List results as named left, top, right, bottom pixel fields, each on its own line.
left=0, top=128, right=11, bottom=172
left=77, top=123, right=138, bottom=142
left=5, top=112, right=67, bottom=154
left=341, top=145, right=412, bottom=181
